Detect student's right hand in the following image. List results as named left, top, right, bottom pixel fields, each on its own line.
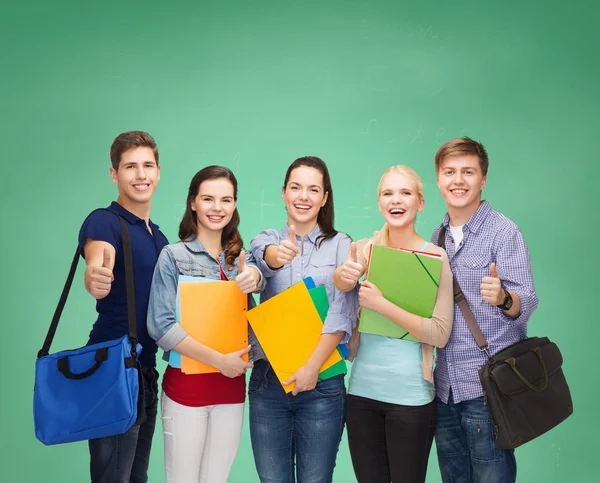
left=218, top=345, right=254, bottom=378
left=276, top=225, right=300, bottom=266
left=338, top=242, right=364, bottom=286
left=85, top=248, right=114, bottom=300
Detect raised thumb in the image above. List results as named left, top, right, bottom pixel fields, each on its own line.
left=238, top=250, right=246, bottom=273
left=102, top=247, right=111, bottom=269
left=490, top=262, right=499, bottom=278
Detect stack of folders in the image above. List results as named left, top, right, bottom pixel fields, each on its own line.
left=169, top=276, right=347, bottom=393
left=358, top=244, right=443, bottom=341
left=247, top=277, right=347, bottom=393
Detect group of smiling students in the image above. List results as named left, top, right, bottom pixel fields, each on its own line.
left=79, top=131, right=537, bottom=483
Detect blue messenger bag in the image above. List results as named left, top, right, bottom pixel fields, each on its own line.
left=34, top=216, right=144, bottom=445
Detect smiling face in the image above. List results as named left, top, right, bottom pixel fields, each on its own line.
left=111, top=147, right=160, bottom=206
left=378, top=170, right=424, bottom=229
left=191, top=177, right=236, bottom=236
left=436, top=154, right=487, bottom=215
left=282, top=165, right=328, bottom=229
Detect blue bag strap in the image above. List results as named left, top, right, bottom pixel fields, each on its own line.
left=37, top=215, right=137, bottom=358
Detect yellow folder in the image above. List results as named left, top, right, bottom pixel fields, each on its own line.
left=179, top=280, right=248, bottom=374
left=246, top=281, right=342, bottom=393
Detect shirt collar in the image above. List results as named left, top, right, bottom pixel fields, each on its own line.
left=282, top=223, right=323, bottom=245
left=183, top=236, right=208, bottom=254
left=109, top=201, right=160, bottom=230
left=442, top=200, right=491, bottom=234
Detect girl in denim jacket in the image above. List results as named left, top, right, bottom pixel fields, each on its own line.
left=147, top=166, right=264, bottom=483
left=248, top=156, right=357, bottom=483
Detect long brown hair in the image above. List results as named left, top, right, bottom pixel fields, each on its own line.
left=178, top=166, right=243, bottom=267
left=283, top=156, right=338, bottom=248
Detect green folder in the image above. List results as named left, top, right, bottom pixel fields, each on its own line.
left=308, top=285, right=347, bottom=380
left=358, top=244, right=442, bottom=341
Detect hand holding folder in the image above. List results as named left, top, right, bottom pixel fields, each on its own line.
left=175, top=277, right=248, bottom=374
left=359, top=244, right=442, bottom=341
left=247, top=279, right=344, bottom=393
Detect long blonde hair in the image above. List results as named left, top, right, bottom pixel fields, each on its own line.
left=363, top=165, right=424, bottom=260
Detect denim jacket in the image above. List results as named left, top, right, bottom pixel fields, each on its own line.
left=147, top=237, right=266, bottom=362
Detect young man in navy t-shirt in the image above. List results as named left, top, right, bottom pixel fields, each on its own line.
left=78, top=131, right=169, bottom=483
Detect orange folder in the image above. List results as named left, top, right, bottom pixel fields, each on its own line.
left=179, top=280, right=248, bottom=374
left=246, top=281, right=342, bottom=393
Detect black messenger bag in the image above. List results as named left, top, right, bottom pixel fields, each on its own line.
left=438, top=227, right=573, bottom=449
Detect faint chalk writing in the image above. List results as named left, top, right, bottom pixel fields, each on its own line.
left=408, top=125, right=423, bottom=144
left=252, top=189, right=275, bottom=222
left=360, top=119, right=378, bottom=135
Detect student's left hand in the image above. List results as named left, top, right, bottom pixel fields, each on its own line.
left=480, top=263, right=505, bottom=306
left=358, top=281, right=384, bottom=312
left=235, top=251, right=258, bottom=294
left=283, top=364, right=319, bottom=396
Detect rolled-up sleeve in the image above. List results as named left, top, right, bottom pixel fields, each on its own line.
left=147, top=247, right=188, bottom=351
left=250, top=230, right=282, bottom=279
left=322, top=235, right=359, bottom=343
left=496, top=228, right=539, bottom=326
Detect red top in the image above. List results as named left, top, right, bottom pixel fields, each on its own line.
left=162, top=265, right=246, bottom=407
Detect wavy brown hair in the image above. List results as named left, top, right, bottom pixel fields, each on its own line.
left=283, top=156, right=338, bottom=248
left=178, top=166, right=243, bottom=268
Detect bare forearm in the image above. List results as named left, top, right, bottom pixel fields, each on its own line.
left=305, top=332, right=344, bottom=372
left=264, top=245, right=283, bottom=269
left=173, top=336, right=223, bottom=368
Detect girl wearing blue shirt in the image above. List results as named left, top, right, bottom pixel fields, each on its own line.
left=334, top=165, right=454, bottom=483
left=249, top=156, right=357, bottom=483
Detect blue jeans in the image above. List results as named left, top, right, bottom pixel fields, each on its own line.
left=435, top=394, right=516, bottom=483
left=249, top=360, right=346, bottom=483
left=89, top=367, right=159, bottom=483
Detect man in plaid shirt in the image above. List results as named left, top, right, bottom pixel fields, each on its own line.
left=431, top=138, right=538, bottom=483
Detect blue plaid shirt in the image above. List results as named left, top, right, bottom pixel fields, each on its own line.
left=431, top=201, right=538, bottom=403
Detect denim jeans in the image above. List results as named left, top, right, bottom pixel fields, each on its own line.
left=89, top=367, right=159, bottom=483
left=249, top=360, right=346, bottom=483
left=435, top=393, right=517, bottom=483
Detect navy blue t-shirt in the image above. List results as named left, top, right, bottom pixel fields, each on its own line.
left=78, top=202, right=169, bottom=368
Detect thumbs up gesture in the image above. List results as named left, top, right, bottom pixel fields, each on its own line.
left=235, top=250, right=258, bottom=294
left=480, top=262, right=505, bottom=306
left=338, top=242, right=365, bottom=287
left=276, top=224, right=300, bottom=266
left=86, top=247, right=114, bottom=300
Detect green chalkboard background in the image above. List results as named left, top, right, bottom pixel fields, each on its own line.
left=1, top=0, right=597, bottom=481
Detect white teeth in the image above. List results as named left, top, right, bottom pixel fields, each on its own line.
left=295, top=205, right=311, bottom=209
left=390, top=209, right=405, bottom=214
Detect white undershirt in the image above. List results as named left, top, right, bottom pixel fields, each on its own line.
left=449, top=224, right=464, bottom=248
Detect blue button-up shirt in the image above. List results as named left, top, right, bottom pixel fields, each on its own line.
left=250, top=224, right=358, bottom=362
left=431, top=201, right=538, bottom=403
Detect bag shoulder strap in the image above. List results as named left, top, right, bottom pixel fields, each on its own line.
left=437, top=225, right=490, bottom=358
left=38, top=214, right=137, bottom=358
